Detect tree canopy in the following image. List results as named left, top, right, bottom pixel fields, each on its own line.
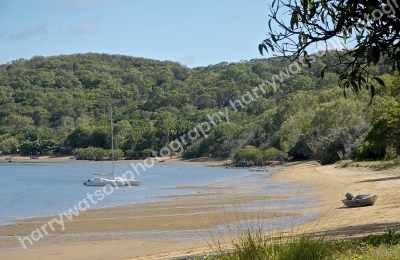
left=357, top=106, right=400, bottom=160
left=0, top=53, right=398, bottom=164
left=259, top=0, right=400, bottom=97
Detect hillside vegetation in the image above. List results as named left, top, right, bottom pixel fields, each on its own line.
left=0, top=53, right=399, bottom=163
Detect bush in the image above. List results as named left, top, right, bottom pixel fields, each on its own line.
left=111, top=148, right=124, bottom=160
left=315, top=124, right=370, bottom=165
left=233, top=146, right=287, bottom=166
left=74, top=147, right=123, bottom=160
left=358, top=106, right=400, bottom=160
left=0, top=137, right=19, bottom=154
left=384, top=145, right=398, bottom=161
left=288, top=137, right=314, bottom=159
left=264, top=147, right=288, bottom=161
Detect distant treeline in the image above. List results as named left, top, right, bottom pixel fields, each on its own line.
left=0, top=53, right=399, bottom=164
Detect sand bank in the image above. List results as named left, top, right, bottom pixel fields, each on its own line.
left=271, top=161, right=400, bottom=239
left=0, top=155, right=75, bottom=163
left=0, top=155, right=230, bottom=166
left=1, top=160, right=400, bottom=259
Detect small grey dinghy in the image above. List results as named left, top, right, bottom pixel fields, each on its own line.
left=342, top=193, right=378, bottom=207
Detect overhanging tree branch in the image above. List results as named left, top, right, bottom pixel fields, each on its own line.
left=260, top=0, right=400, bottom=97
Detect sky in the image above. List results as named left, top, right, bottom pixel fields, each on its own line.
left=0, top=0, right=274, bottom=67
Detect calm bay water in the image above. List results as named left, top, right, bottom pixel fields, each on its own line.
left=0, top=162, right=313, bottom=226
left=0, top=162, right=258, bottom=225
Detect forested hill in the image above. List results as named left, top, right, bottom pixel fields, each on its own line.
left=0, top=53, right=399, bottom=164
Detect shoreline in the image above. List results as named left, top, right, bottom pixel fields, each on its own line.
left=1, top=160, right=400, bottom=259
left=271, top=161, right=400, bottom=239
left=0, top=155, right=231, bottom=166
left=0, top=160, right=311, bottom=260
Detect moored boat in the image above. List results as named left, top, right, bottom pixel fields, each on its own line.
left=84, top=171, right=141, bottom=186
left=83, top=107, right=141, bottom=187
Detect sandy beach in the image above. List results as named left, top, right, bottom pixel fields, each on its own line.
left=1, top=159, right=400, bottom=259
left=0, top=155, right=230, bottom=166
left=0, top=155, right=77, bottom=163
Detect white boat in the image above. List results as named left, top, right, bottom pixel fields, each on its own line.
left=342, top=194, right=378, bottom=207
left=84, top=108, right=141, bottom=187
left=84, top=171, right=141, bottom=186
left=6, top=156, right=13, bottom=162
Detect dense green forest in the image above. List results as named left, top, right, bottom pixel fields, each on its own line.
left=0, top=53, right=399, bottom=164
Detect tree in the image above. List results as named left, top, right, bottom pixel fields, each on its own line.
left=233, top=145, right=264, bottom=166
left=259, top=0, right=400, bottom=96
left=0, top=114, right=34, bottom=135
left=0, top=137, right=19, bottom=154
left=0, top=52, right=398, bottom=163
left=65, top=125, right=92, bottom=148
left=358, top=106, right=400, bottom=160
left=153, top=111, right=177, bottom=147
left=90, top=126, right=109, bottom=148
left=233, top=145, right=287, bottom=166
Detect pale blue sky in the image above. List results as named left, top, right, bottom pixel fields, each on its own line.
left=0, top=0, right=274, bottom=67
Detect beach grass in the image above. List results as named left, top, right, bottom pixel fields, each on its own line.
left=338, top=158, right=400, bottom=170
left=192, top=230, right=400, bottom=260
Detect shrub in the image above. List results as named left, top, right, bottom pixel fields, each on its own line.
left=384, top=145, right=398, bottom=161
left=233, top=146, right=287, bottom=166
left=358, top=106, right=400, bottom=160
left=74, top=147, right=123, bottom=160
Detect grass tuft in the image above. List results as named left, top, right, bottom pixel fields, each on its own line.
left=194, top=230, right=400, bottom=260
left=201, top=229, right=329, bottom=260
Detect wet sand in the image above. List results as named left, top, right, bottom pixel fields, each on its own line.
left=1, top=160, right=400, bottom=259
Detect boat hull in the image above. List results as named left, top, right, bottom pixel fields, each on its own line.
left=342, top=194, right=378, bottom=207
left=84, top=177, right=141, bottom=187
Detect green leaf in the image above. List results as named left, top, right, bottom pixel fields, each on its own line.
left=309, top=1, right=317, bottom=17
left=372, top=46, right=380, bottom=65
left=303, top=51, right=310, bottom=67
left=290, top=12, right=299, bottom=29
left=372, top=77, right=385, bottom=87
left=268, top=19, right=272, bottom=31
left=370, top=85, right=375, bottom=99
left=373, top=28, right=389, bottom=33
left=358, top=75, right=367, bottom=87
left=330, top=8, right=336, bottom=23
left=321, top=66, right=326, bottom=79
left=258, top=44, right=267, bottom=56
left=350, top=80, right=359, bottom=94
left=302, top=0, right=308, bottom=16
left=271, top=0, right=277, bottom=8
left=339, top=74, right=346, bottom=81
left=310, top=6, right=316, bottom=18
left=303, top=35, right=308, bottom=44
left=343, top=80, right=350, bottom=89
left=271, top=34, right=277, bottom=43
left=265, top=40, right=275, bottom=52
